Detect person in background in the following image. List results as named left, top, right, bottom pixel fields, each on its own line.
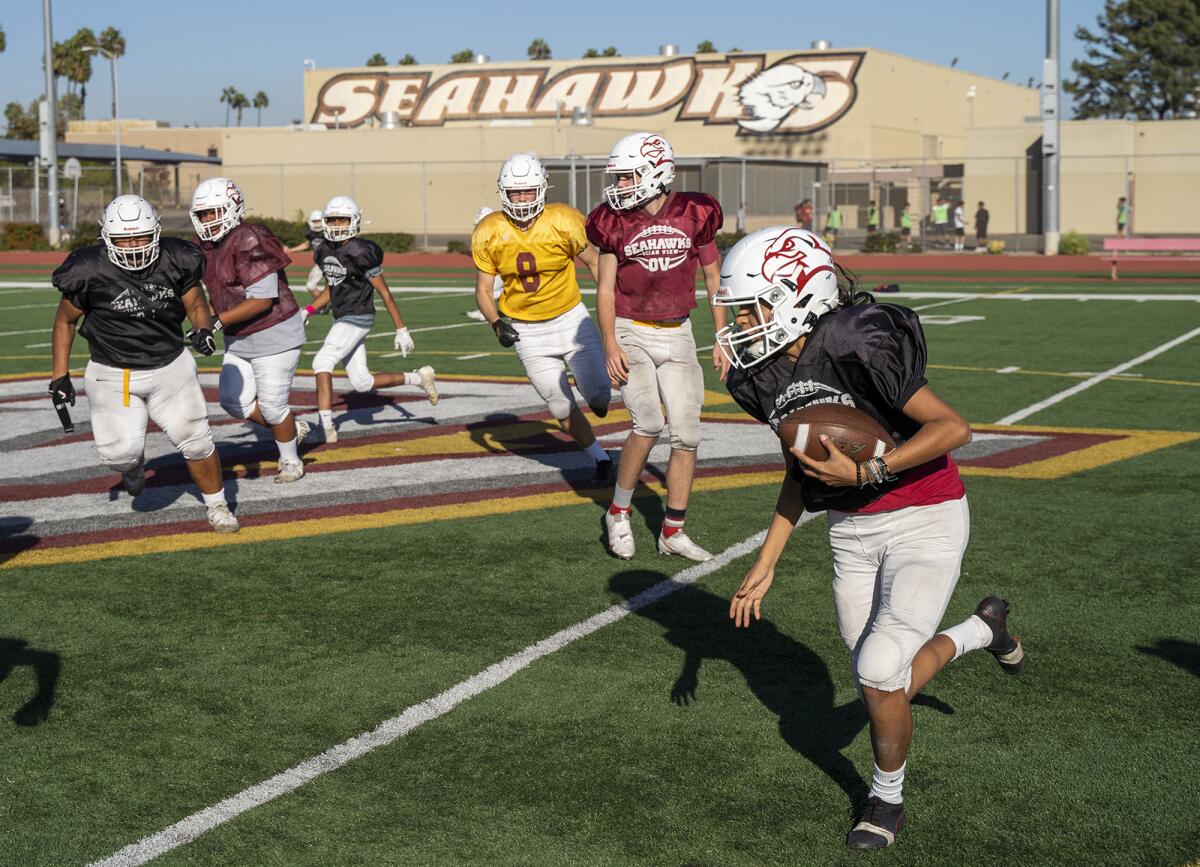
left=794, top=198, right=814, bottom=232
left=1116, top=197, right=1130, bottom=236
left=932, top=198, right=950, bottom=248
left=825, top=203, right=843, bottom=247
left=899, top=204, right=912, bottom=244
left=866, top=200, right=880, bottom=236
left=952, top=200, right=965, bottom=252
left=975, top=201, right=990, bottom=250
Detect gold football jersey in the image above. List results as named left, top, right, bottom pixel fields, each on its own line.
left=471, top=203, right=588, bottom=321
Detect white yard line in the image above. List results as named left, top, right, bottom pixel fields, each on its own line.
left=909, top=296, right=981, bottom=312
left=0, top=302, right=57, bottom=311
left=89, top=520, right=809, bottom=867
left=0, top=328, right=52, bottom=337
left=995, top=324, right=1200, bottom=425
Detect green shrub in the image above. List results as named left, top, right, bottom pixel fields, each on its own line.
left=445, top=239, right=470, bottom=255
left=0, top=222, right=50, bottom=251
left=906, top=242, right=923, bottom=253
left=69, top=229, right=101, bottom=250
left=247, top=216, right=307, bottom=248
left=862, top=231, right=902, bottom=253
left=364, top=232, right=415, bottom=253
left=1058, top=230, right=1089, bottom=256
left=714, top=231, right=745, bottom=252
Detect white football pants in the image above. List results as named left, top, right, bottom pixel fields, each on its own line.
left=512, top=303, right=610, bottom=420
left=218, top=347, right=302, bottom=426
left=312, top=320, right=375, bottom=392
left=614, top=316, right=704, bottom=451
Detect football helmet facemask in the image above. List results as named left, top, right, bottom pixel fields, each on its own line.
left=498, top=153, right=548, bottom=222
left=190, top=177, right=246, bottom=242
left=322, top=195, right=362, bottom=241
left=603, top=132, right=676, bottom=211
left=101, top=194, right=162, bottom=271
left=308, top=210, right=324, bottom=232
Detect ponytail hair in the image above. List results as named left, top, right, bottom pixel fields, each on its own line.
left=835, top=263, right=874, bottom=307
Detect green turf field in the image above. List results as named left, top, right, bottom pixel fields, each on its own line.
left=1, top=261, right=1198, bottom=865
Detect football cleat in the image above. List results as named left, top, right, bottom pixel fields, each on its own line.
left=206, top=502, right=240, bottom=534
left=322, top=424, right=338, bottom=444
left=846, top=796, right=906, bottom=849
left=605, top=508, right=635, bottom=560
left=657, top=530, right=713, bottom=562
left=417, top=365, right=439, bottom=406
left=975, top=596, right=1025, bottom=676
left=121, top=463, right=145, bottom=497
left=465, top=309, right=487, bottom=322
left=273, top=458, right=305, bottom=484
left=294, top=418, right=311, bottom=442
left=591, top=458, right=613, bottom=486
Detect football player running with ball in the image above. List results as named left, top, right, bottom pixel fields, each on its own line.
left=587, top=132, right=727, bottom=562
left=303, top=196, right=438, bottom=443
left=49, top=195, right=239, bottom=533
left=472, top=153, right=613, bottom=483
left=191, top=177, right=309, bottom=483
left=715, top=227, right=1025, bottom=850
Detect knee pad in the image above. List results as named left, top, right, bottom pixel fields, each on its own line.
left=668, top=418, right=701, bottom=451
left=312, top=346, right=339, bottom=376
left=856, top=631, right=910, bottom=692
left=258, top=401, right=291, bottom=426
left=627, top=394, right=664, bottom=438
left=97, top=438, right=143, bottom=473
left=218, top=395, right=255, bottom=420
left=347, top=367, right=375, bottom=393
left=178, top=422, right=216, bottom=462
left=546, top=393, right=575, bottom=421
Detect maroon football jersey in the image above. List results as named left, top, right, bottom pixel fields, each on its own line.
left=586, top=192, right=722, bottom=321
left=198, top=222, right=297, bottom=338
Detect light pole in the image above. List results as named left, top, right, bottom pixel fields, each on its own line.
left=42, top=0, right=61, bottom=246
left=83, top=45, right=121, bottom=196
left=966, top=85, right=976, bottom=127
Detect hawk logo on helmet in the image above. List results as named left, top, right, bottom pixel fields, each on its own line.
left=639, top=137, right=670, bottom=167
left=225, top=181, right=244, bottom=207
left=761, top=229, right=831, bottom=283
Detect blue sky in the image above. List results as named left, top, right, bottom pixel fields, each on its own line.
left=1, top=0, right=1107, bottom=129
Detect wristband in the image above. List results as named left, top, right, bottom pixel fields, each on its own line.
left=211, top=316, right=223, bottom=333
left=305, top=305, right=316, bottom=315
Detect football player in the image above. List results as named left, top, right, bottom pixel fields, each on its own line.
left=303, top=196, right=438, bottom=443
left=472, top=153, right=613, bottom=482
left=285, top=209, right=329, bottom=304
left=49, top=195, right=239, bottom=533
left=191, top=178, right=309, bottom=483
left=587, top=132, right=727, bottom=561
left=465, top=206, right=502, bottom=322
left=716, top=226, right=1026, bottom=850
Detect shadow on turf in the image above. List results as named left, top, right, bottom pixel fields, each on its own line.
left=610, top=570, right=954, bottom=817
left=0, top=517, right=38, bottom=564
left=0, top=637, right=60, bottom=727
left=1137, top=639, right=1200, bottom=678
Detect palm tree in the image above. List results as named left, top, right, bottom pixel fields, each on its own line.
left=220, top=86, right=238, bottom=126
left=231, top=91, right=249, bottom=127
left=527, top=38, right=551, bottom=61
left=252, top=91, right=269, bottom=126
left=0, top=25, right=6, bottom=53
left=96, top=27, right=125, bottom=120
left=365, top=53, right=387, bottom=67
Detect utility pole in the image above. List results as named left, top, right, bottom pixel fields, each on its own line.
left=1042, top=0, right=1061, bottom=255
left=42, top=0, right=61, bottom=246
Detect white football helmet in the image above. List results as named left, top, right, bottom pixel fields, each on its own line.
left=714, top=226, right=840, bottom=369
left=308, top=210, right=324, bottom=232
left=603, top=132, right=676, bottom=210
left=322, top=196, right=362, bottom=241
left=473, top=206, right=494, bottom=226
left=497, top=153, right=548, bottom=222
left=101, top=194, right=161, bottom=271
left=190, top=177, right=245, bottom=242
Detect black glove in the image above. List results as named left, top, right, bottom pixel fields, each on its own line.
left=49, top=374, right=75, bottom=407
left=187, top=328, right=217, bottom=356
left=492, top=318, right=520, bottom=348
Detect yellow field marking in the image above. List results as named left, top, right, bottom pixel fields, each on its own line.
left=0, top=469, right=782, bottom=570
left=961, top=423, right=1200, bottom=479
left=929, top=363, right=1200, bottom=388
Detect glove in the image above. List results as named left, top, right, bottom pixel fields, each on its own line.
left=493, top=318, right=520, bottom=348
left=394, top=327, right=415, bottom=357
left=48, top=374, right=75, bottom=406
left=186, top=328, right=217, bottom=356
left=301, top=305, right=315, bottom=326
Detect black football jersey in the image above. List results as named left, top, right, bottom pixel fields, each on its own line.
left=305, top=228, right=326, bottom=252
left=315, top=237, right=383, bottom=318
left=52, top=238, right=206, bottom=369
left=725, top=303, right=930, bottom=512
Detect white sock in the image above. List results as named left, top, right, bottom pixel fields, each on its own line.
left=612, top=483, right=634, bottom=510
left=584, top=441, right=608, bottom=462
left=939, top=614, right=993, bottom=661
left=403, top=371, right=420, bottom=385
left=319, top=410, right=334, bottom=429
left=201, top=488, right=226, bottom=509
left=869, top=762, right=905, bottom=804
left=277, top=436, right=299, bottom=463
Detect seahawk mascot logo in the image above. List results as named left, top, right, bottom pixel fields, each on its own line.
left=737, top=63, right=829, bottom=133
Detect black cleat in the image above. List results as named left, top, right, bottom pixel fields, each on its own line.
left=847, top=796, right=906, bottom=849
left=121, top=464, right=145, bottom=497
left=975, top=596, right=1025, bottom=676
left=591, top=458, right=614, bottom=486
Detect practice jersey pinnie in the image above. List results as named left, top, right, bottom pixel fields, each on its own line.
left=472, top=204, right=589, bottom=321
left=52, top=237, right=205, bottom=369
left=725, top=302, right=963, bottom=513
left=316, top=237, right=384, bottom=319
left=586, top=192, right=722, bottom=321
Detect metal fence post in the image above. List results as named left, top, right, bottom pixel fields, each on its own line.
left=421, top=161, right=429, bottom=249
left=1013, top=157, right=1020, bottom=252
left=279, top=164, right=285, bottom=219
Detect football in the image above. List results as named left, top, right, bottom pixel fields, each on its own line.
left=778, top=404, right=896, bottom=462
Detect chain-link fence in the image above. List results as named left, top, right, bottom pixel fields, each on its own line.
left=5, top=149, right=1198, bottom=249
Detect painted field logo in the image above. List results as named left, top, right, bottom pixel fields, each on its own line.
left=624, top=225, right=692, bottom=272
left=309, top=51, right=863, bottom=135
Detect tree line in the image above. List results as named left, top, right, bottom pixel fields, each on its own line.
left=361, top=39, right=732, bottom=66
left=219, top=87, right=270, bottom=127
